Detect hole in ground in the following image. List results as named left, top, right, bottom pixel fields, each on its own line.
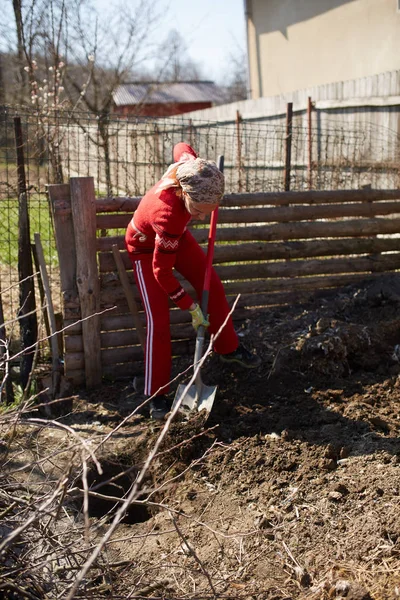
left=79, top=459, right=151, bottom=524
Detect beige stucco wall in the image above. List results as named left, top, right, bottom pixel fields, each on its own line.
left=246, top=0, right=400, bottom=99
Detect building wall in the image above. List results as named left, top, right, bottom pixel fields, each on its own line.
left=246, top=0, right=400, bottom=99
left=113, top=102, right=212, bottom=117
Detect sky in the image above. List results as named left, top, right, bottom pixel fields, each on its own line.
left=2, top=0, right=247, bottom=83
left=157, top=0, right=247, bottom=81
left=96, top=0, right=247, bottom=83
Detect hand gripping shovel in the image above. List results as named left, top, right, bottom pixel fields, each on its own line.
left=172, top=155, right=224, bottom=417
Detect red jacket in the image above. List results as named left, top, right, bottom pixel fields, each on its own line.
left=125, top=143, right=197, bottom=310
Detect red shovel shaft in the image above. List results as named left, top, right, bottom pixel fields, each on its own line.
left=200, top=154, right=223, bottom=315
left=202, top=207, right=218, bottom=294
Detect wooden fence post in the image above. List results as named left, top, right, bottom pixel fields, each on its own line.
left=70, top=177, right=102, bottom=388
left=236, top=110, right=243, bottom=192
left=48, top=183, right=80, bottom=375
left=307, top=97, right=313, bottom=190
left=14, top=116, right=38, bottom=389
left=284, top=102, right=293, bottom=192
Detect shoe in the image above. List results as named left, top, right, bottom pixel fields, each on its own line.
left=149, top=395, right=169, bottom=420
left=220, top=343, right=261, bottom=369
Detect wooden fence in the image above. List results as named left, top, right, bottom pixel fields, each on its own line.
left=48, top=178, right=400, bottom=388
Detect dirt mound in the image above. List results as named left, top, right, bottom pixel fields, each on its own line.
left=3, top=273, right=400, bottom=599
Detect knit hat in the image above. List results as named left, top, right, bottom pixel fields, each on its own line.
left=157, top=157, right=224, bottom=204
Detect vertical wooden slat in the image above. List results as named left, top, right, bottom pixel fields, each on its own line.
left=33, top=232, right=61, bottom=396
left=70, top=177, right=102, bottom=388
left=48, top=183, right=80, bottom=379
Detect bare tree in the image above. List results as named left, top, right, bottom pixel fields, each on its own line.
left=219, top=42, right=249, bottom=103
left=154, top=29, right=205, bottom=82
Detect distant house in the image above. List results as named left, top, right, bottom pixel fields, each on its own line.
left=112, top=81, right=226, bottom=117
left=245, top=0, right=400, bottom=99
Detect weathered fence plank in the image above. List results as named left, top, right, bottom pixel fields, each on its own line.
left=190, top=218, right=400, bottom=243
left=97, top=236, right=400, bottom=271
left=96, top=200, right=400, bottom=230
left=49, top=183, right=81, bottom=379
left=214, top=254, right=400, bottom=281
left=70, top=177, right=102, bottom=388
left=95, top=189, right=400, bottom=212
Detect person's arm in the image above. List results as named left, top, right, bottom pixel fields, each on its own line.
left=173, top=142, right=197, bottom=162
left=152, top=226, right=194, bottom=310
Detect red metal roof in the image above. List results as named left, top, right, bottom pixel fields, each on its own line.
left=113, top=81, right=226, bottom=106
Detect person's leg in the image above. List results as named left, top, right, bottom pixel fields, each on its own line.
left=175, top=230, right=238, bottom=354
left=176, top=230, right=261, bottom=368
left=131, top=258, right=172, bottom=397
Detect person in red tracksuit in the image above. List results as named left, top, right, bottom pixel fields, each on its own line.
left=125, top=142, right=261, bottom=419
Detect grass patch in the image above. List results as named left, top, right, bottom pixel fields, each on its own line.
left=0, top=194, right=58, bottom=267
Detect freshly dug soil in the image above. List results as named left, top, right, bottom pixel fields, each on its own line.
left=4, top=273, right=400, bottom=599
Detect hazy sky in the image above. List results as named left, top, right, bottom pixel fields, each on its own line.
left=157, top=0, right=247, bottom=81
left=95, top=0, right=247, bottom=83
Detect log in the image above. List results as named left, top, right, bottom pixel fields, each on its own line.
left=216, top=201, right=400, bottom=224
left=96, top=201, right=400, bottom=230
left=214, top=253, right=400, bottom=281
left=96, top=217, right=400, bottom=246
left=63, top=320, right=82, bottom=335
left=102, top=362, right=143, bottom=381
left=95, top=196, right=141, bottom=213
left=96, top=214, right=131, bottom=230
left=98, top=248, right=400, bottom=281
left=96, top=235, right=125, bottom=252
left=98, top=237, right=400, bottom=271
left=64, top=335, right=84, bottom=353
left=190, top=217, right=400, bottom=243
left=59, top=361, right=142, bottom=386
left=70, top=177, right=101, bottom=388
left=100, top=308, right=191, bottom=332
left=223, top=272, right=382, bottom=296
left=97, top=189, right=400, bottom=210
left=222, top=189, right=400, bottom=206
left=212, top=237, right=400, bottom=263
left=63, top=323, right=197, bottom=353
left=67, top=339, right=195, bottom=371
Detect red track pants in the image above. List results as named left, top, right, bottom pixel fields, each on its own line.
left=129, top=230, right=239, bottom=396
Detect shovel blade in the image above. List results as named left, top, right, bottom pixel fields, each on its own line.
left=172, top=382, right=218, bottom=417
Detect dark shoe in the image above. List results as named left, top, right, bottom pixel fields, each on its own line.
left=220, top=343, right=261, bottom=369
left=149, top=395, right=169, bottom=420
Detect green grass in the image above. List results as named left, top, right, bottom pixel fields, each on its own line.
left=0, top=195, right=58, bottom=268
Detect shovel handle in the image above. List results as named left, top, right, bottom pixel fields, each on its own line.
left=201, top=154, right=224, bottom=315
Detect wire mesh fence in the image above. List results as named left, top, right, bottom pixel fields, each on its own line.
left=1, top=104, right=400, bottom=323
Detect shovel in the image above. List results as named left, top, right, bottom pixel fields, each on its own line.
left=172, top=155, right=224, bottom=417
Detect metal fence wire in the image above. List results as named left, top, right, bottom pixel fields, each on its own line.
left=1, top=104, right=400, bottom=322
